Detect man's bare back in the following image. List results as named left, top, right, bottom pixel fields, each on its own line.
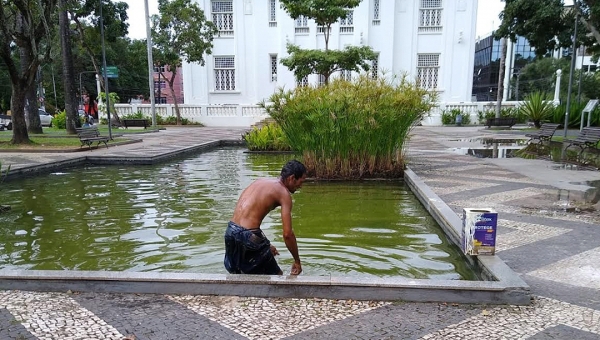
left=231, top=178, right=290, bottom=229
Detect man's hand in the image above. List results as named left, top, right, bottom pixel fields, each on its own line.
left=290, top=261, right=302, bottom=275
left=270, top=244, right=279, bottom=256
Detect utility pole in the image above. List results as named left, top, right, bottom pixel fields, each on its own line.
left=495, top=37, right=507, bottom=118
left=145, top=0, right=157, bottom=127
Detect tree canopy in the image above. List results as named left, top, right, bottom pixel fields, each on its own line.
left=279, top=0, right=376, bottom=84
left=281, top=44, right=377, bottom=82
left=151, top=0, right=217, bottom=124
left=496, top=0, right=600, bottom=56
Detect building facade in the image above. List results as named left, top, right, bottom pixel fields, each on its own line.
left=182, top=0, right=478, bottom=108
left=153, top=66, right=184, bottom=104
left=472, top=32, right=599, bottom=102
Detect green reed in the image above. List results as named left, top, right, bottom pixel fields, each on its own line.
left=260, top=74, right=435, bottom=178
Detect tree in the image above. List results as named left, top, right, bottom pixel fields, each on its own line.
left=279, top=0, right=376, bottom=84
left=70, top=0, right=130, bottom=118
left=151, top=0, right=217, bottom=125
left=280, top=0, right=360, bottom=51
left=496, top=0, right=599, bottom=57
left=59, top=0, right=80, bottom=133
left=0, top=0, right=57, bottom=144
left=281, top=44, right=377, bottom=84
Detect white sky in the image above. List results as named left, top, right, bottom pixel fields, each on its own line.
left=124, top=0, right=504, bottom=40
left=123, top=0, right=159, bottom=40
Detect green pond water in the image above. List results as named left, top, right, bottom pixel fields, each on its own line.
left=0, top=148, right=477, bottom=280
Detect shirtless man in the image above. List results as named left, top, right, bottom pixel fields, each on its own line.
left=224, top=160, right=307, bottom=275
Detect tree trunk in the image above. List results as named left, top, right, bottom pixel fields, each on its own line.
left=59, top=0, right=81, bottom=134
left=18, top=31, right=42, bottom=134
left=166, top=71, right=182, bottom=125
left=10, top=87, right=31, bottom=144
left=495, top=37, right=507, bottom=118
left=25, top=79, right=42, bottom=134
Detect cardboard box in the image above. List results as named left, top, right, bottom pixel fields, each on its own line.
left=462, top=208, right=498, bottom=255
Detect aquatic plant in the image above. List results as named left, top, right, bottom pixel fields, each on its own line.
left=260, top=73, right=435, bottom=178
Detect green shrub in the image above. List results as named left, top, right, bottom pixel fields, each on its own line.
left=519, top=92, right=554, bottom=128
left=155, top=115, right=196, bottom=125
left=243, top=123, right=291, bottom=151
left=441, top=109, right=471, bottom=125
left=260, top=73, right=436, bottom=178
left=477, top=107, right=522, bottom=124
left=551, top=101, right=597, bottom=127
left=52, top=111, right=67, bottom=129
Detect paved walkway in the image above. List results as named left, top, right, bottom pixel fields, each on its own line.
left=1, top=126, right=599, bottom=340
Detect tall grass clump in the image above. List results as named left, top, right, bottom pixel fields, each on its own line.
left=243, top=122, right=291, bottom=151
left=260, top=74, right=436, bottom=179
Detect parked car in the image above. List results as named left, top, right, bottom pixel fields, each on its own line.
left=38, top=109, right=53, bottom=127
left=0, top=114, right=12, bottom=130
left=0, top=109, right=53, bottom=130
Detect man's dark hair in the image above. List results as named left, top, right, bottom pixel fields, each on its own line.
left=281, top=160, right=306, bottom=179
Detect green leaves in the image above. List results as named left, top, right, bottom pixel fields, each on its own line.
left=151, top=0, right=218, bottom=67
left=281, top=44, right=377, bottom=84
left=496, top=0, right=595, bottom=56
left=519, top=91, right=554, bottom=127
left=279, top=0, right=360, bottom=25
left=259, top=74, right=436, bottom=178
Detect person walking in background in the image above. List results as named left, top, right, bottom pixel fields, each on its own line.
left=224, top=160, right=307, bottom=275
left=83, top=94, right=98, bottom=120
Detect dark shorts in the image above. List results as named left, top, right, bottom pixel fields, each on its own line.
left=224, top=221, right=282, bottom=275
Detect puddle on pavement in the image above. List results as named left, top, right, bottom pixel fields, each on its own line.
left=448, top=138, right=527, bottom=159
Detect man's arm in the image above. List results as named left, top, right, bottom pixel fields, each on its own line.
left=280, top=192, right=302, bottom=275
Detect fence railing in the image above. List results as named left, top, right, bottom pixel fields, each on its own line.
left=113, top=102, right=522, bottom=127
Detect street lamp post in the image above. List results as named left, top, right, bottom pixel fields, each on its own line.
left=99, top=0, right=112, bottom=139
left=564, top=13, right=579, bottom=138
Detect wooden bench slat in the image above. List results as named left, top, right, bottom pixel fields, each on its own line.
left=563, top=127, right=600, bottom=159
left=486, top=117, right=517, bottom=128
left=76, top=127, right=109, bottom=150
left=122, top=119, right=149, bottom=129
left=525, top=123, right=560, bottom=146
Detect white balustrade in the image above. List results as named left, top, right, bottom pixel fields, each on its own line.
left=113, top=102, right=522, bottom=127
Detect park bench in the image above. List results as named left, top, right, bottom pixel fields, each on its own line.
left=122, top=118, right=149, bottom=129
left=76, top=126, right=110, bottom=150
left=563, top=127, right=600, bottom=161
left=485, top=117, right=517, bottom=128
left=525, top=123, right=561, bottom=147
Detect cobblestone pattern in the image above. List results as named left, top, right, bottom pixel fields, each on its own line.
left=419, top=297, right=600, bottom=339
left=72, top=292, right=245, bottom=340
left=285, top=302, right=482, bottom=340
left=495, top=220, right=570, bottom=252
left=0, top=308, right=37, bottom=340
left=169, top=295, right=389, bottom=340
left=0, top=290, right=123, bottom=339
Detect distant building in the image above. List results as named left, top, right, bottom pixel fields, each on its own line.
left=472, top=34, right=536, bottom=102
left=472, top=32, right=599, bottom=102
left=182, top=0, right=479, bottom=107
left=153, top=65, right=184, bottom=104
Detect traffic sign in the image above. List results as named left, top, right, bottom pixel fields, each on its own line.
left=102, top=66, right=119, bottom=78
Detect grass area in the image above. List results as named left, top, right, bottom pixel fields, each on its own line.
left=0, top=128, right=131, bottom=150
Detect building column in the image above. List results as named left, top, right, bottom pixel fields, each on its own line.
left=503, top=37, right=513, bottom=100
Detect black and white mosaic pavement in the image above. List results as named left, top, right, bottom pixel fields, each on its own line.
left=0, top=126, right=599, bottom=339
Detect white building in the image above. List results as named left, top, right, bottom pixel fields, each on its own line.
left=182, top=0, right=478, bottom=115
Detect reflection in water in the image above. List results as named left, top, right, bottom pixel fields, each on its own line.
left=0, top=148, right=476, bottom=279
left=450, top=138, right=528, bottom=158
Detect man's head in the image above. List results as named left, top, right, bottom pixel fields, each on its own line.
left=280, top=160, right=307, bottom=193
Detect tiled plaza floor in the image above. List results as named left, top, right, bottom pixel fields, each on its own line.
left=0, top=126, right=599, bottom=339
